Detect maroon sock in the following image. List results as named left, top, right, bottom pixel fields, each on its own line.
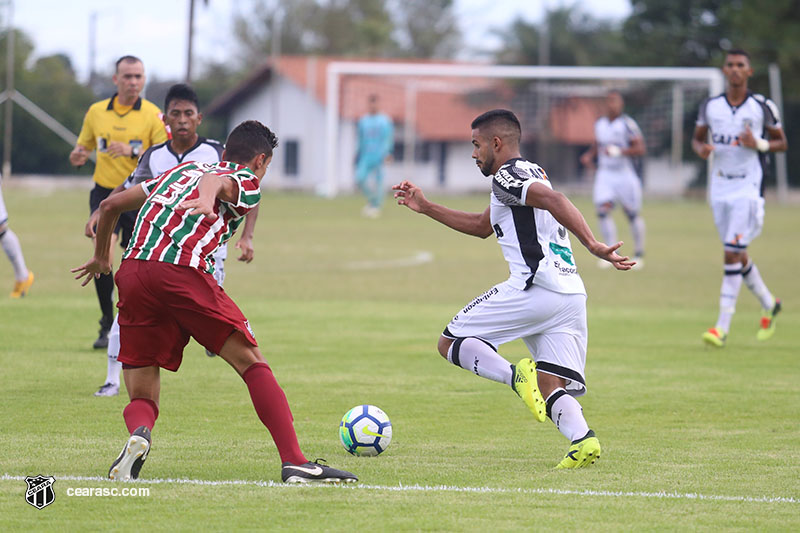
left=242, top=362, right=307, bottom=465
left=123, top=398, right=159, bottom=434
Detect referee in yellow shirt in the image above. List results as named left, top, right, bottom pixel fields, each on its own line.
left=70, top=55, right=167, bottom=352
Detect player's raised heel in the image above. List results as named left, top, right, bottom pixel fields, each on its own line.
left=511, top=358, right=546, bottom=423
left=281, top=459, right=358, bottom=484
left=702, top=327, right=726, bottom=348
left=109, top=426, right=151, bottom=481
left=556, top=430, right=601, bottom=469
left=756, top=298, right=781, bottom=341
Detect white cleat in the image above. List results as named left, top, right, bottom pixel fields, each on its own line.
left=109, top=426, right=151, bottom=481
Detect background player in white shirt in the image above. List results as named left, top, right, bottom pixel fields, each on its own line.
left=87, top=84, right=259, bottom=396
left=393, top=109, right=635, bottom=468
left=580, top=90, right=647, bottom=268
left=692, top=49, right=787, bottom=347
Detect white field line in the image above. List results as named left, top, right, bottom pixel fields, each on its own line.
left=344, top=250, right=433, bottom=270
left=3, top=474, right=797, bottom=504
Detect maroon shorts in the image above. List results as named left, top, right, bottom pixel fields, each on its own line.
left=115, top=259, right=258, bottom=371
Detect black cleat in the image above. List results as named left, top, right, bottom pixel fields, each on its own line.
left=109, top=426, right=151, bottom=481
left=281, top=459, right=357, bottom=484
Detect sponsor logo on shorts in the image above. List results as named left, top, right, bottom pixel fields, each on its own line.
left=460, top=287, right=499, bottom=315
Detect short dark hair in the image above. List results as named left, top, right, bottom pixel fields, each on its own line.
left=165, top=83, right=199, bottom=112
left=471, top=109, right=521, bottom=144
left=224, top=120, right=279, bottom=163
left=726, top=48, right=750, bottom=60
left=115, top=55, right=142, bottom=72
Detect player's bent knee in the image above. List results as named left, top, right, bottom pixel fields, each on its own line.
left=219, top=330, right=264, bottom=375
left=536, top=371, right=566, bottom=400
left=437, top=336, right=453, bottom=359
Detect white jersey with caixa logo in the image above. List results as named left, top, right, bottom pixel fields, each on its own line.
left=490, top=158, right=586, bottom=296
left=696, top=92, right=781, bottom=200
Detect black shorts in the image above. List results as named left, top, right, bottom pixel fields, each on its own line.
left=89, top=184, right=136, bottom=249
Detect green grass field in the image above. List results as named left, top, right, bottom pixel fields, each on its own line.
left=1, top=183, right=798, bottom=531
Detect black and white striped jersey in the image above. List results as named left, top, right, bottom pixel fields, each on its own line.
left=490, top=158, right=586, bottom=295
left=696, top=92, right=781, bottom=200
left=125, top=137, right=224, bottom=188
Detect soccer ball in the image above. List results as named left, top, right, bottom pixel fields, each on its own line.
left=339, top=405, right=392, bottom=456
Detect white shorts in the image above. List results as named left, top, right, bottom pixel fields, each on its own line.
left=212, top=242, right=228, bottom=286
left=443, top=281, right=588, bottom=395
left=711, top=196, right=764, bottom=252
left=593, top=169, right=642, bottom=215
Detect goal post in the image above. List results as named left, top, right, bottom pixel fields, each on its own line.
left=324, top=62, right=725, bottom=198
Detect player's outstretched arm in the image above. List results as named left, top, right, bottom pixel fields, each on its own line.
left=235, top=204, right=259, bottom=263
left=72, top=185, right=147, bottom=286
left=392, top=180, right=492, bottom=238
left=525, top=182, right=635, bottom=270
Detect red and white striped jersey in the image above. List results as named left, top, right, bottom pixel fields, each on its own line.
left=122, top=160, right=260, bottom=274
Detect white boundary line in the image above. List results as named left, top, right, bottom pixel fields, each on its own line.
left=344, top=250, right=433, bottom=270
left=3, top=474, right=797, bottom=504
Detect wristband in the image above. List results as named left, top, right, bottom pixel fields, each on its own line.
left=755, top=138, right=770, bottom=152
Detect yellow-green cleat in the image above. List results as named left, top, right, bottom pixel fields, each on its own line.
left=511, top=358, right=546, bottom=423
left=556, top=430, right=601, bottom=469
left=701, top=327, right=726, bottom=348
left=756, top=299, right=781, bottom=341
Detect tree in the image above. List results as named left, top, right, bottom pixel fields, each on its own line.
left=393, top=0, right=461, bottom=59
left=494, top=7, right=625, bottom=66
left=234, top=0, right=460, bottom=61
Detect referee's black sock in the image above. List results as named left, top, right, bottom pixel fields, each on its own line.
left=94, top=271, right=115, bottom=330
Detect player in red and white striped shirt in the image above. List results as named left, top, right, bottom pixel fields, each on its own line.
left=72, top=120, right=357, bottom=484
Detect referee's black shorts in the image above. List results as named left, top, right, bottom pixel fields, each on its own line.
left=89, top=183, right=137, bottom=249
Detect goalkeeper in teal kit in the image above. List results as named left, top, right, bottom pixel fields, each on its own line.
left=355, top=94, right=394, bottom=217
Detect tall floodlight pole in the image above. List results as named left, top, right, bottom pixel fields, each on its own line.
left=88, top=11, right=97, bottom=86
left=186, top=0, right=195, bottom=82
left=3, top=0, right=14, bottom=178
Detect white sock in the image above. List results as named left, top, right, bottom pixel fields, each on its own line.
left=716, top=263, right=743, bottom=333
left=546, top=388, right=590, bottom=442
left=0, top=228, right=29, bottom=281
left=447, top=337, right=512, bottom=386
left=105, top=317, right=122, bottom=386
left=742, top=261, right=774, bottom=311
left=597, top=213, right=617, bottom=245
left=629, top=215, right=646, bottom=257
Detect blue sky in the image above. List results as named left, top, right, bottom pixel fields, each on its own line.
left=12, top=0, right=632, bottom=82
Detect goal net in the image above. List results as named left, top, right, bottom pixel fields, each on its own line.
left=321, top=63, right=723, bottom=197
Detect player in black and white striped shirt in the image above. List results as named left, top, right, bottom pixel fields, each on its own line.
left=394, top=109, right=635, bottom=468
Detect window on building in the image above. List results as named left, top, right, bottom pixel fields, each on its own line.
left=284, top=140, right=299, bottom=176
